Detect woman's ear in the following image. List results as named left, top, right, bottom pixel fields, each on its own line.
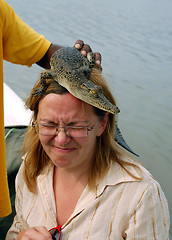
left=97, top=113, right=109, bottom=137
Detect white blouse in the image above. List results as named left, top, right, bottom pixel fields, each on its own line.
left=6, top=158, right=170, bottom=239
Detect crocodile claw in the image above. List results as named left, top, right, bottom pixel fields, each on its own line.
left=32, top=87, right=45, bottom=96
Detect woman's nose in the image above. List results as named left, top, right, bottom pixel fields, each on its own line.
left=54, top=128, right=71, bottom=145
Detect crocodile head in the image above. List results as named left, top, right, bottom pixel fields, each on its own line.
left=50, top=47, right=119, bottom=114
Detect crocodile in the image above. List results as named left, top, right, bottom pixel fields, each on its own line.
left=33, top=47, right=120, bottom=114
left=33, top=47, right=138, bottom=157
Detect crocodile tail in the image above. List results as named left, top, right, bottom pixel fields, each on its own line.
left=115, top=124, right=139, bottom=157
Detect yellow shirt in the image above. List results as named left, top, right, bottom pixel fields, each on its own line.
left=0, top=0, right=51, bottom=217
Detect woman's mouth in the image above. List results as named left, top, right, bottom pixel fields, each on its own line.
left=53, top=146, right=75, bottom=153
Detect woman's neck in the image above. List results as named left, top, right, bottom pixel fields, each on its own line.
left=53, top=165, right=89, bottom=189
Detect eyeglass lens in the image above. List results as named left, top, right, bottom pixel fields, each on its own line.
left=35, top=124, right=88, bottom=137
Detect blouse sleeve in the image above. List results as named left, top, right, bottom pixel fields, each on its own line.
left=125, top=180, right=170, bottom=239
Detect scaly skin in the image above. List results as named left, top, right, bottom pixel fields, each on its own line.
left=33, top=47, right=119, bottom=114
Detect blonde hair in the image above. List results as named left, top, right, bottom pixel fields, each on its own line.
left=23, top=68, right=141, bottom=193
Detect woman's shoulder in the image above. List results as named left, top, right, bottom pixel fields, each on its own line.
left=110, top=158, right=169, bottom=210
left=110, top=157, right=161, bottom=188
left=16, top=160, right=54, bottom=187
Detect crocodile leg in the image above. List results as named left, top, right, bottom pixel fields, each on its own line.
left=32, top=71, right=54, bottom=96
left=87, top=52, right=96, bottom=68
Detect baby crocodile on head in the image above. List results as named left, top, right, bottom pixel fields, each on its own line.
left=33, top=47, right=119, bottom=114
left=33, top=47, right=138, bottom=156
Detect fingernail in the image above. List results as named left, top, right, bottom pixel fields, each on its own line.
left=96, top=60, right=100, bottom=65
left=74, top=43, right=80, bottom=49
left=81, top=50, right=87, bottom=56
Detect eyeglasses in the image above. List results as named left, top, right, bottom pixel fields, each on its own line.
left=32, top=121, right=97, bottom=138
left=49, top=225, right=61, bottom=240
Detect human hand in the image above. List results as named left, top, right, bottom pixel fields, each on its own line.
left=16, top=226, right=52, bottom=240
left=37, top=40, right=102, bottom=71
left=74, top=40, right=102, bottom=71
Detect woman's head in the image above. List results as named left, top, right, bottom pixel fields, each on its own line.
left=24, top=68, right=120, bottom=191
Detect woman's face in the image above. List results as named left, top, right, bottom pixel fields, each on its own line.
left=37, top=93, right=107, bottom=172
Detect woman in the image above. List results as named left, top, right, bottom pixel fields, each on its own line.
left=6, top=50, right=170, bottom=239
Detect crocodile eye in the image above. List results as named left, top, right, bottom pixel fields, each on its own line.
left=90, top=89, right=96, bottom=94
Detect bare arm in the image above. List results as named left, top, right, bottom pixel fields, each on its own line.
left=36, top=43, right=62, bottom=69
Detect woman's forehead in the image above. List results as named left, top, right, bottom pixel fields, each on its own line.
left=38, top=93, right=96, bottom=121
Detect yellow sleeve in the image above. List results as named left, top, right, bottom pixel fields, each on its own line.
left=2, top=0, right=51, bottom=67
left=0, top=0, right=50, bottom=217
left=0, top=83, right=11, bottom=217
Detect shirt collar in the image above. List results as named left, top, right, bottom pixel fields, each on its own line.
left=96, top=158, right=142, bottom=197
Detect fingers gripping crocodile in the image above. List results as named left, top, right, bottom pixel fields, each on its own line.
left=33, top=47, right=119, bottom=114
left=33, top=47, right=138, bottom=156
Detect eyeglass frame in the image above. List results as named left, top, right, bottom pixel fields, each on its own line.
left=32, top=120, right=97, bottom=138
